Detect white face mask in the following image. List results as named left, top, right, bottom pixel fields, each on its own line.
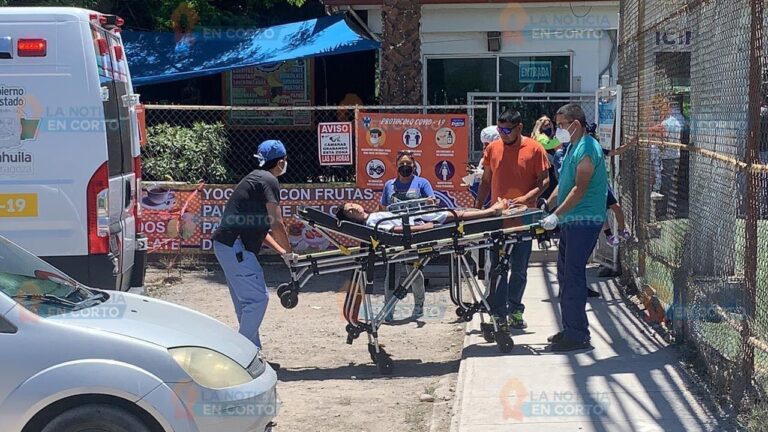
left=555, top=126, right=572, bottom=144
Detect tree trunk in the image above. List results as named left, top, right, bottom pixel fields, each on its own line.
left=380, top=0, right=422, bottom=105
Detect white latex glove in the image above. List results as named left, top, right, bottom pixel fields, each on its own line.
left=281, top=252, right=299, bottom=264
left=541, top=214, right=559, bottom=231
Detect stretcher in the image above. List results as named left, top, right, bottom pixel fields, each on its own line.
left=277, top=205, right=549, bottom=374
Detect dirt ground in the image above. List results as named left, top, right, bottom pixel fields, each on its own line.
left=146, top=261, right=465, bottom=432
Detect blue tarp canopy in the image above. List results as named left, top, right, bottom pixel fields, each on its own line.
left=122, top=14, right=380, bottom=86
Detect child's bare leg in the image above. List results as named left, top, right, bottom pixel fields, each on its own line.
left=610, top=203, right=626, bottom=231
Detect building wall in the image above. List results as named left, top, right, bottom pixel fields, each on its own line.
left=355, top=2, right=619, bottom=99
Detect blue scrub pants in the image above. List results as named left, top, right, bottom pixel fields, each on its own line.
left=214, top=238, right=268, bottom=348
left=557, top=222, right=603, bottom=343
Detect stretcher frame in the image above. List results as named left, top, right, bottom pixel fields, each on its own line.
left=277, top=206, right=548, bottom=374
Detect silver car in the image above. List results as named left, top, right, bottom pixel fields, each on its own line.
left=0, top=235, right=278, bottom=432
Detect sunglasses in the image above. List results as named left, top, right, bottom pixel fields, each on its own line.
left=497, top=124, right=520, bottom=135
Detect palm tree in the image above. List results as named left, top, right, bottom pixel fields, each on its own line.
left=380, top=0, right=422, bottom=105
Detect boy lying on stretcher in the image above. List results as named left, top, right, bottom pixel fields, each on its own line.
left=335, top=198, right=513, bottom=233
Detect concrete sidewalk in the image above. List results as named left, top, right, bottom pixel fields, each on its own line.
left=449, top=263, right=728, bottom=432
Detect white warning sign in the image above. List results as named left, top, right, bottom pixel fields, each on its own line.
left=318, top=122, right=353, bottom=166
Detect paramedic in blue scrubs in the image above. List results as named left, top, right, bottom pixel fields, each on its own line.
left=380, top=150, right=436, bottom=321
left=212, top=140, right=293, bottom=352
left=542, top=104, right=608, bottom=352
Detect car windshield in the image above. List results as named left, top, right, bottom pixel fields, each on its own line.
left=0, top=235, right=98, bottom=317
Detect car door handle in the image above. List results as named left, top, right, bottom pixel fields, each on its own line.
left=110, top=221, right=123, bottom=235
left=125, top=180, right=132, bottom=208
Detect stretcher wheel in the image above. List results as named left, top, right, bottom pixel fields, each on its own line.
left=462, top=310, right=474, bottom=322
left=346, top=324, right=361, bottom=340
left=495, top=332, right=514, bottom=354
left=280, top=290, right=299, bottom=309
left=480, top=323, right=496, bottom=343
left=455, top=307, right=465, bottom=318
left=276, top=283, right=290, bottom=297
left=376, top=352, right=394, bottom=375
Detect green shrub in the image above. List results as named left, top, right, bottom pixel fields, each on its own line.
left=144, top=122, right=231, bottom=184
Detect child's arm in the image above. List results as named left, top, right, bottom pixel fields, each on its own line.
left=608, top=142, right=633, bottom=157
left=392, top=223, right=435, bottom=233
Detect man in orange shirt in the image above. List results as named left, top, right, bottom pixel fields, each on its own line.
left=475, top=109, right=550, bottom=329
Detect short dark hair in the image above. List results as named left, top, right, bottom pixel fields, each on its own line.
left=334, top=204, right=350, bottom=222
left=396, top=150, right=415, bottom=163
left=556, top=103, right=587, bottom=127
left=497, top=109, right=522, bottom=126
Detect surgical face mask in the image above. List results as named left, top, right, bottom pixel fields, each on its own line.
left=398, top=165, right=414, bottom=177
left=555, top=122, right=574, bottom=144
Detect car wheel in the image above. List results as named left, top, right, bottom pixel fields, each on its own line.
left=41, top=404, right=150, bottom=432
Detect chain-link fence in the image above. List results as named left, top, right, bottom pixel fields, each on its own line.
left=142, top=104, right=491, bottom=185
left=617, top=0, right=768, bottom=417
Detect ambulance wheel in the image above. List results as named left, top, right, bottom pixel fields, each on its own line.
left=376, top=353, right=394, bottom=375
left=276, top=283, right=290, bottom=297
left=280, top=290, right=298, bottom=309
left=495, top=332, right=514, bottom=353
left=480, top=323, right=496, bottom=343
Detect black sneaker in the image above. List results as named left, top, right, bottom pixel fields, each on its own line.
left=550, top=338, right=592, bottom=352
left=547, top=331, right=564, bottom=343
left=588, top=289, right=601, bottom=298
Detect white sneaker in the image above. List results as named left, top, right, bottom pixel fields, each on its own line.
left=619, top=229, right=633, bottom=242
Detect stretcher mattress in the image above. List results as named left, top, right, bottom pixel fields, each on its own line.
left=297, top=206, right=543, bottom=248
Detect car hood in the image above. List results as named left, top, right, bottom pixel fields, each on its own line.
left=49, top=292, right=258, bottom=367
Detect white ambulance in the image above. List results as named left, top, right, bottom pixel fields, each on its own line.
left=0, top=7, right=147, bottom=291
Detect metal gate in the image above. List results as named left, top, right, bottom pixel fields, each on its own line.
left=467, top=92, right=598, bottom=162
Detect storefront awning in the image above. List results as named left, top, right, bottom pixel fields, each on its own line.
left=122, top=14, right=380, bottom=86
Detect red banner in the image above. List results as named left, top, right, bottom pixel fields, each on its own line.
left=356, top=113, right=469, bottom=190
left=140, top=183, right=476, bottom=254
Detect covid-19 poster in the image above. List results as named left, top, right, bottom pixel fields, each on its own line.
left=355, top=113, right=469, bottom=190
left=597, top=95, right=617, bottom=151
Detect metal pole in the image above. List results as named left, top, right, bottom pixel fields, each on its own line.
left=730, top=0, right=762, bottom=412
left=635, top=0, right=648, bottom=281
